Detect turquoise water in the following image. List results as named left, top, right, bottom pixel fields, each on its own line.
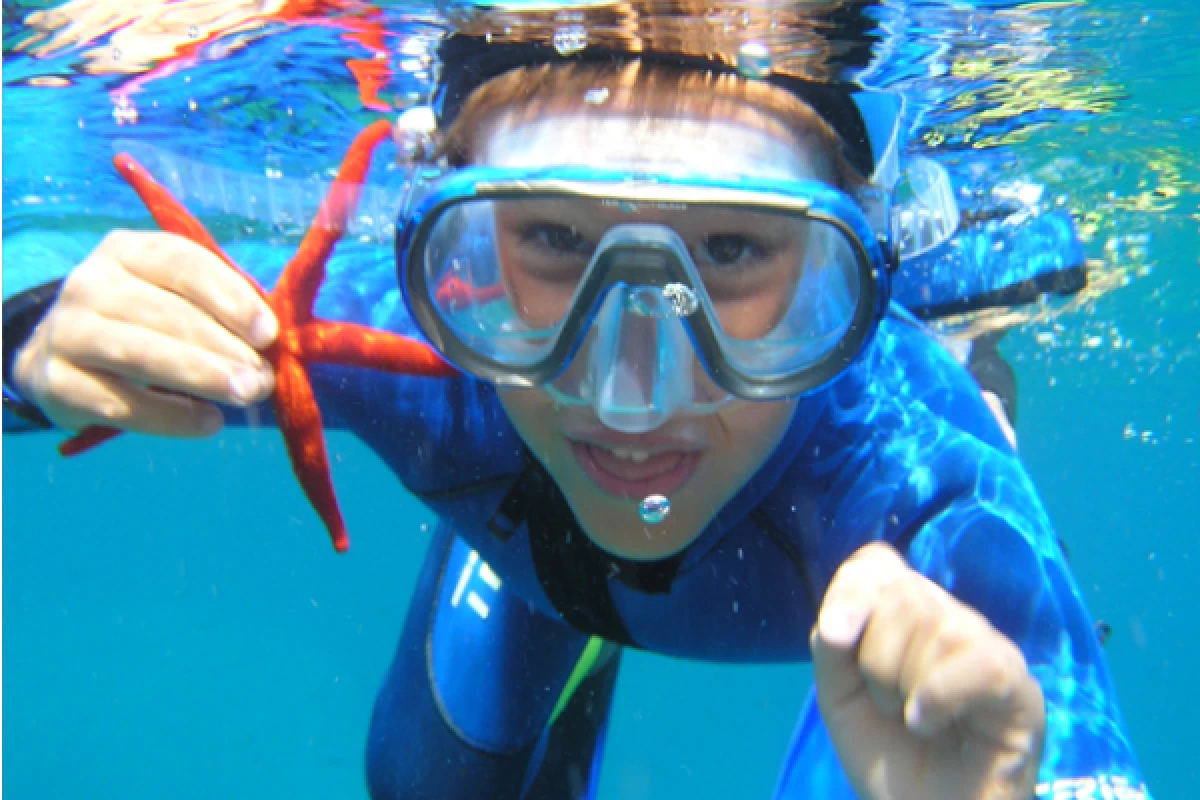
left=3, top=0, right=1197, bottom=797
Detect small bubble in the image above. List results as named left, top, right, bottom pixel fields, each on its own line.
left=187, top=25, right=199, bottom=39
left=662, top=283, right=698, bottom=316
left=111, top=96, right=138, bottom=124
left=639, top=494, right=671, bottom=525
left=552, top=25, right=588, bottom=56
left=111, top=47, right=121, bottom=61
left=584, top=87, right=609, bottom=105
left=736, top=41, right=772, bottom=79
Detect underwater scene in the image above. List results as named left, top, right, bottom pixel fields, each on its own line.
left=3, top=0, right=1197, bottom=798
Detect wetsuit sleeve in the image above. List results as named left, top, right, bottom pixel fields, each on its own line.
left=902, top=451, right=1151, bottom=799
left=3, top=279, right=64, bottom=431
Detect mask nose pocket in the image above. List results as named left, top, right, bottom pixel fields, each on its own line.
left=589, top=287, right=694, bottom=434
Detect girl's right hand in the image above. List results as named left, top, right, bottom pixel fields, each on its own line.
left=12, top=230, right=279, bottom=437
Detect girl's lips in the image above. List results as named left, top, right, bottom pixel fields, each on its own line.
left=570, top=440, right=701, bottom=499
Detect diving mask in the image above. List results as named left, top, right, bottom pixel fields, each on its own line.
left=397, top=167, right=892, bottom=432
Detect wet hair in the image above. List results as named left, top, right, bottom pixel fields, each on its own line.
left=436, top=60, right=869, bottom=192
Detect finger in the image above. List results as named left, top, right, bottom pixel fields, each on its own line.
left=856, top=573, right=953, bottom=719
left=49, top=310, right=275, bottom=406
left=905, top=635, right=1042, bottom=745
left=86, top=272, right=269, bottom=368
left=812, top=543, right=912, bottom=707
left=818, top=542, right=911, bottom=648
left=33, top=357, right=225, bottom=438
left=98, top=230, right=278, bottom=348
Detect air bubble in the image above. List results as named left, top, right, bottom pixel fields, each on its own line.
left=662, top=283, right=698, bottom=316
left=553, top=25, right=588, bottom=56
left=736, top=41, right=772, bottom=79
left=111, top=96, right=138, bottom=124
left=639, top=494, right=671, bottom=525
left=393, top=106, right=438, bottom=162
left=187, top=25, right=199, bottom=39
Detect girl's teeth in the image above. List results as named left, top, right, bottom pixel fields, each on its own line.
left=609, top=448, right=651, bottom=463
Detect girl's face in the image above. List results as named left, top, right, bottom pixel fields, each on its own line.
left=482, top=109, right=833, bottom=560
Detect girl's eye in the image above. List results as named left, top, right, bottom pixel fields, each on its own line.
left=698, top=234, right=766, bottom=267
left=527, top=224, right=593, bottom=257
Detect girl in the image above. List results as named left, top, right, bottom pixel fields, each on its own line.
left=4, top=23, right=1147, bottom=800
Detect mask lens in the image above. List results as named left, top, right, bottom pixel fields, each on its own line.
left=711, top=218, right=862, bottom=381
left=417, top=192, right=868, bottom=392
left=423, top=199, right=568, bottom=367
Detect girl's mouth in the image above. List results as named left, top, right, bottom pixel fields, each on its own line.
left=569, top=440, right=701, bottom=499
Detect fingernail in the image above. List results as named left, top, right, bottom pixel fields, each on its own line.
left=994, top=746, right=1032, bottom=778
left=250, top=311, right=278, bottom=349
left=200, top=406, right=224, bottom=435
left=818, top=604, right=869, bottom=649
left=229, top=366, right=260, bottom=403
left=904, top=697, right=924, bottom=732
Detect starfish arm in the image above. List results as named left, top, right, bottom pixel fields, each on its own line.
left=296, top=321, right=457, bottom=376
left=274, top=351, right=350, bottom=552
left=434, top=277, right=508, bottom=310
left=271, top=119, right=394, bottom=325
left=58, top=425, right=121, bottom=456
left=59, top=155, right=268, bottom=457
left=112, top=154, right=265, bottom=298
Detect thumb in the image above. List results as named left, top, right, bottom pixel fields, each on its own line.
left=813, top=543, right=910, bottom=711
left=811, top=598, right=873, bottom=710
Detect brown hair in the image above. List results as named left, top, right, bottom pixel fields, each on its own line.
left=436, top=60, right=868, bottom=191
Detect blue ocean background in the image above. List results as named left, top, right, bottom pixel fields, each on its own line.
left=3, top=0, right=1197, bottom=797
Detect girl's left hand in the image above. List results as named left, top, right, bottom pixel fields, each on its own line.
left=812, top=542, right=1045, bottom=800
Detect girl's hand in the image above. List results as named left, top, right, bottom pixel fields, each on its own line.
left=812, top=542, right=1045, bottom=800
left=12, top=230, right=278, bottom=437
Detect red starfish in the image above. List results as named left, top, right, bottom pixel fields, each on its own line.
left=434, top=276, right=507, bottom=310
left=59, top=119, right=458, bottom=552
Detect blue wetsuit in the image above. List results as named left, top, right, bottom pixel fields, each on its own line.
left=2, top=208, right=1149, bottom=800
